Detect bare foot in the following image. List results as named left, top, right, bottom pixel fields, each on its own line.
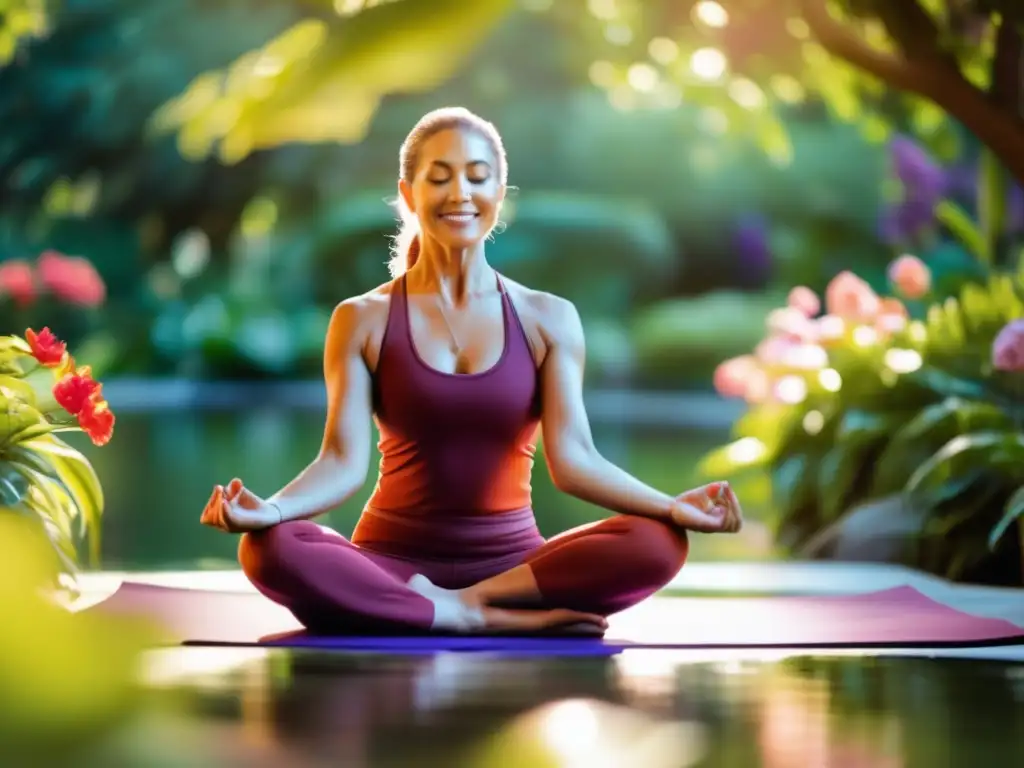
left=407, top=574, right=607, bottom=635
left=478, top=606, right=609, bottom=635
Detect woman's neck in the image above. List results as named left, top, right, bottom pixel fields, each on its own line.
left=408, top=241, right=495, bottom=304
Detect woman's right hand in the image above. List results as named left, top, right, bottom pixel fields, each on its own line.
left=200, top=478, right=281, bottom=533
left=670, top=482, right=743, bottom=534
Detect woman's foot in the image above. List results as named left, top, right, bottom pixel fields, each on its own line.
left=476, top=605, right=608, bottom=636
left=407, top=574, right=608, bottom=635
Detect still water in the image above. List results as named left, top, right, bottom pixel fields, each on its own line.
left=49, top=650, right=1024, bottom=767
left=44, top=408, right=1024, bottom=768
left=80, top=408, right=774, bottom=572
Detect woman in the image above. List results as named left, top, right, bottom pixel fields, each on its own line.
left=201, top=107, right=743, bottom=635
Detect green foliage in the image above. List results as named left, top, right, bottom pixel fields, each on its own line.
left=149, top=0, right=515, bottom=163
left=0, top=0, right=48, bottom=64
left=0, top=334, right=107, bottom=584
left=0, top=515, right=159, bottom=761
left=698, top=272, right=1024, bottom=582
left=578, top=0, right=1024, bottom=182
left=631, top=291, right=781, bottom=386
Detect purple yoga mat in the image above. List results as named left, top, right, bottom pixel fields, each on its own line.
left=83, top=581, right=1024, bottom=654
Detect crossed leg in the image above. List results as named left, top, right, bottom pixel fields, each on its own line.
left=239, top=513, right=689, bottom=634
left=460, top=514, right=690, bottom=616
left=239, top=522, right=437, bottom=632
left=238, top=521, right=612, bottom=633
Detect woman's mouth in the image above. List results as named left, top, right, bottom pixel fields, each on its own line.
left=439, top=212, right=479, bottom=224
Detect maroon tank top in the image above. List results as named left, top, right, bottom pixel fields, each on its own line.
left=359, top=273, right=541, bottom=520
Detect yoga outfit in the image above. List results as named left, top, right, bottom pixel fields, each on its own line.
left=239, top=274, right=689, bottom=631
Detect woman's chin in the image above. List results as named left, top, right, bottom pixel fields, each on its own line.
left=432, top=232, right=486, bottom=250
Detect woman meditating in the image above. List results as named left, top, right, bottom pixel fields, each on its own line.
left=201, top=107, right=743, bottom=635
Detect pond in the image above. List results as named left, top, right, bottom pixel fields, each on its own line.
left=42, top=649, right=1024, bottom=766
left=74, top=405, right=775, bottom=573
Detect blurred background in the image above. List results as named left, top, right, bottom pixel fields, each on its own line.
left=3, top=0, right=1024, bottom=579
left=5, top=0, right=1024, bottom=765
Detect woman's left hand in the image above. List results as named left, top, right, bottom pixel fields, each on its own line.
left=200, top=478, right=280, bottom=533
left=670, top=482, right=743, bottom=533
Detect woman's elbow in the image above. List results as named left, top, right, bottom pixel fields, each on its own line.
left=547, top=447, right=595, bottom=494
left=317, top=449, right=369, bottom=497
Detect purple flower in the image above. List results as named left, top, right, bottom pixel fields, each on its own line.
left=889, top=135, right=947, bottom=200
left=733, top=214, right=772, bottom=285
left=879, top=136, right=947, bottom=246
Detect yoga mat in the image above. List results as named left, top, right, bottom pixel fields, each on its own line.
left=84, top=581, right=1024, bottom=655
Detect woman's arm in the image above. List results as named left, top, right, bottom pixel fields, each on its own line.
left=265, top=298, right=375, bottom=522
left=537, top=296, right=726, bottom=528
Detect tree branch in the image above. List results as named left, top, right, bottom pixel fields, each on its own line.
left=873, top=0, right=958, bottom=68
left=799, top=0, right=1024, bottom=184
left=799, top=0, right=941, bottom=91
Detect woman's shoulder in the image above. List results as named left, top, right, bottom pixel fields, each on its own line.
left=327, top=279, right=399, bottom=336
left=500, top=276, right=582, bottom=345
left=502, top=276, right=576, bottom=319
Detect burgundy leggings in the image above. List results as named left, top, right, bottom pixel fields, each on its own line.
left=238, top=511, right=689, bottom=631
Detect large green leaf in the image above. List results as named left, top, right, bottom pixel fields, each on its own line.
left=152, top=0, right=515, bottom=161
left=0, top=395, right=49, bottom=448
left=0, top=374, right=38, bottom=406
left=872, top=398, right=1012, bottom=496
left=772, top=453, right=820, bottom=523
left=816, top=443, right=867, bottom=520
left=22, top=435, right=104, bottom=563
left=989, top=486, right=1024, bottom=551
left=905, top=431, right=1024, bottom=507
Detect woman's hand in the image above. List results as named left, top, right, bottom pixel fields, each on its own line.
left=200, top=478, right=281, bottom=533
left=670, top=481, right=743, bottom=534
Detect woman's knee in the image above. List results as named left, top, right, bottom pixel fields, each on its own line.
left=616, top=515, right=690, bottom=585
left=238, top=521, right=309, bottom=580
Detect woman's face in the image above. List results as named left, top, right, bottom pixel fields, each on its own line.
left=399, top=127, right=505, bottom=250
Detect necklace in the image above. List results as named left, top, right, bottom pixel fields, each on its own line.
left=436, top=295, right=463, bottom=352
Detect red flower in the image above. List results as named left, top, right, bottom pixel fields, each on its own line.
left=53, top=369, right=101, bottom=415
left=25, top=327, right=67, bottom=367
left=78, top=397, right=115, bottom=446
left=0, top=260, right=36, bottom=307
left=37, top=250, right=106, bottom=308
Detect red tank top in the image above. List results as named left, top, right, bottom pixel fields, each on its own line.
left=361, top=273, right=541, bottom=517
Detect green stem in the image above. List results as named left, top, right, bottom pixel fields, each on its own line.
left=977, top=149, right=1008, bottom=268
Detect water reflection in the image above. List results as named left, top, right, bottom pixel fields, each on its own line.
left=75, top=410, right=771, bottom=571
left=78, top=649, right=1024, bottom=767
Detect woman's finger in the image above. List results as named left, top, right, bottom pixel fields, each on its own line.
left=200, top=486, right=224, bottom=526
left=221, top=498, right=239, bottom=532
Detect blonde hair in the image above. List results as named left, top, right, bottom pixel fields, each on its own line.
left=388, top=107, right=508, bottom=278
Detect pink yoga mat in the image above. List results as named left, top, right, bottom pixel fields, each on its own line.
left=84, top=582, right=1024, bottom=653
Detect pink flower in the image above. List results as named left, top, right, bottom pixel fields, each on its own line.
left=714, top=355, right=758, bottom=399
left=887, top=254, right=931, bottom=299
left=787, top=286, right=820, bottom=317
left=767, top=307, right=816, bottom=341
left=876, top=298, right=908, bottom=335
left=756, top=337, right=794, bottom=365
left=37, top=250, right=106, bottom=308
left=992, top=319, right=1024, bottom=372
left=0, top=259, right=36, bottom=307
left=815, top=314, right=846, bottom=344
left=824, top=271, right=881, bottom=322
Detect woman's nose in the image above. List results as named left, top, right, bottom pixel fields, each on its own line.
left=448, top=175, right=471, bottom=200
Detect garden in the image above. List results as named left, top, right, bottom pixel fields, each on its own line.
left=1, top=0, right=1024, bottom=762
